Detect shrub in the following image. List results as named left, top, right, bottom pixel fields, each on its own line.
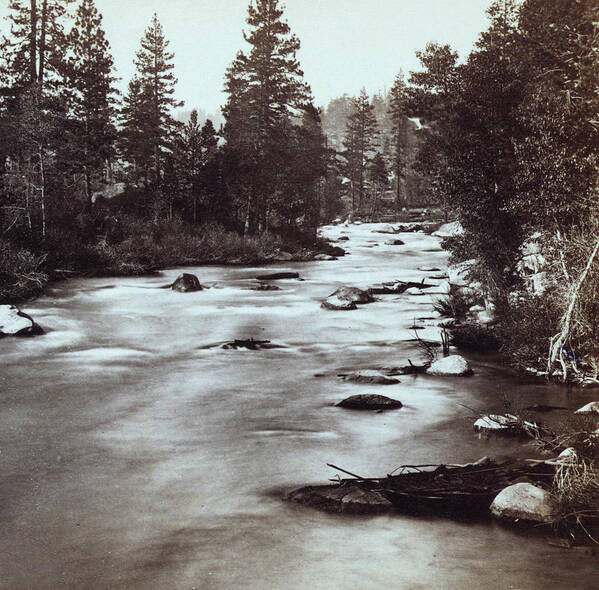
left=0, top=239, right=48, bottom=303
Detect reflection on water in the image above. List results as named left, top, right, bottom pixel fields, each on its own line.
left=0, top=223, right=596, bottom=590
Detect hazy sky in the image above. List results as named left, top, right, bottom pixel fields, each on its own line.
left=1, top=0, right=494, bottom=114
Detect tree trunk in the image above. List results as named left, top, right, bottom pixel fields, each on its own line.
left=38, top=0, right=48, bottom=86
left=29, top=0, right=38, bottom=84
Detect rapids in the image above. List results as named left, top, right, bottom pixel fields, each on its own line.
left=0, top=223, right=596, bottom=589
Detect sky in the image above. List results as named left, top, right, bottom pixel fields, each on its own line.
left=1, top=0, right=495, bottom=116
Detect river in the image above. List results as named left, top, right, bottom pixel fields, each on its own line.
left=0, top=222, right=596, bottom=590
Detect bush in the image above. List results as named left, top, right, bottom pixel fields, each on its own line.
left=449, top=322, right=500, bottom=352
left=0, top=239, right=48, bottom=303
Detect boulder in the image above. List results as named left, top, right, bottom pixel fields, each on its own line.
left=418, top=266, right=442, bottom=272
left=376, top=225, right=400, bottom=235
left=433, top=221, right=463, bottom=238
left=336, top=394, right=403, bottom=410
left=342, top=370, right=400, bottom=385
left=337, top=236, right=349, bottom=241
left=404, top=287, right=425, bottom=296
left=474, top=414, right=520, bottom=432
left=321, top=296, right=357, bottom=311
left=171, top=273, right=202, bottom=292
left=555, top=447, right=577, bottom=464
left=328, top=286, right=374, bottom=305
left=275, top=251, right=294, bottom=261
left=426, top=355, right=473, bottom=376
left=575, top=401, right=599, bottom=414
left=490, top=483, right=554, bottom=523
left=324, top=245, right=346, bottom=257
left=257, top=271, right=300, bottom=280
left=386, top=239, right=405, bottom=246
left=0, top=305, right=43, bottom=337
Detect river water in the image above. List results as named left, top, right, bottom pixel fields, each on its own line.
left=0, top=223, right=597, bottom=590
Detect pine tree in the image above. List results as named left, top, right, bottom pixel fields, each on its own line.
left=2, top=0, right=75, bottom=92
left=342, top=88, right=379, bottom=215
left=122, top=13, right=182, bottom=203
left=388, top=72, right=409, bottom=214
left=368, top=151, right=388, bottom=219
left=222, top=0, right=311, bottom=234
left=64, top=0, right=118, bottom=211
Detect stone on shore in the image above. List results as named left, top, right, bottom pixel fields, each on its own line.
left=575, top=401, right=599, bottom=414
left=0, top=305, right=43, bottom=337
left=490, top=483, right=554, bottom=523
left=433, top=221, right=463, bottom=238
left=336, top=394, right=403, bottom=410
left=342, top=370, right=400, bottom=385
left=426, top=355, right=473, bottom=376
left=171, top=273, right=202, bottom=292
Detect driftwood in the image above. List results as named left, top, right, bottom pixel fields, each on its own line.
left=369, top=280, right=436, bottom=295
left=222, top=338, right=272, bottom=350
left=548, top=236, right=599, bottom=381
left=287, top=459, right=555, bottom=518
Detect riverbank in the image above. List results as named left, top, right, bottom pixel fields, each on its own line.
left=0, top=218, right=346, bottom=305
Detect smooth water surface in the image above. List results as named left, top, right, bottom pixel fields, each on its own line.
left=1, top=223, right=597, bottom=589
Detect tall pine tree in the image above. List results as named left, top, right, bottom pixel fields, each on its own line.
left=342, top=88, right=379, bottom=215
left=63, top=0, right=118, bottom=211
left=222, top=0, right=312, bottom=234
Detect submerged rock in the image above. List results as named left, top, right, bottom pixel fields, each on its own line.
left=0, top=305, right=43, bottom=337
left=287, top=485, right=393, bottom=514
left=490, top=483, right=554, bottom=523
left=314, top=253, right=337, bottom=261
left=426, top=355, right=473, bottom=376
left=257, top=271, right=300, bottom=280
left=342, top=370, right=400, bottom=385
left=321, top=296, right=357, bottom=311
left=337, top=236, right=349, bottom=241
left=336, top=394, right=403, bottom=410
left=575, top=401, right=599, bottom=414
left=171, top=273, right=202, bottom=292
left=250, top=283, right=281, bottom=291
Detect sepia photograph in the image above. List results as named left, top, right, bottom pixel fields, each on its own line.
left=0, top=1, right=598, bottom=588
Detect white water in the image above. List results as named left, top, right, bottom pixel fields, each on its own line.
left=0, top=223, right=596, bottom=590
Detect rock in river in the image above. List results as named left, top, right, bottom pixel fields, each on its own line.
left=328, top=286, right=374, bottom=304
left=490, top=483, right=554, bottom=523
left=321, top=296, right=357, bottom=311
left=0, top=305, right=43, bottom=337
left=287, top=484, right=393, bottom=514
left=342, top=370, right=400, bottom=385
left=336, top=394, right=403, bottom=410
left=426, top=355, right=473, bottom=376
left=257, top=271, right=300, bottom=280
left=171, top=273, right=202, bottom=292
left=385, top=239, right=405, bottom=246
